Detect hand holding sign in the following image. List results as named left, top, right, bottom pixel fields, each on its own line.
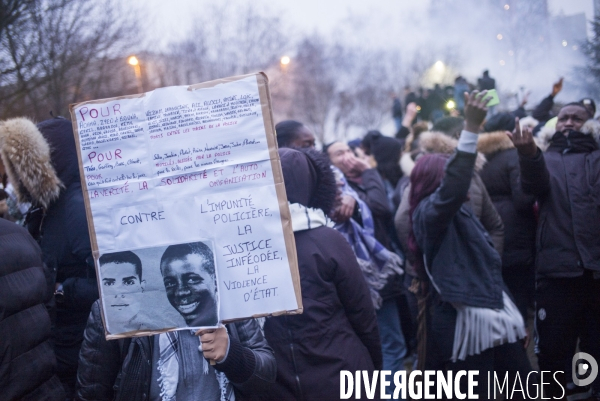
left=197, top=326, right=229, bottom=363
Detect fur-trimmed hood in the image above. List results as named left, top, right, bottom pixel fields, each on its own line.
left=477, top=131, right=514, bottom=155
left=535, top=119, right=600, bottom=152
left=0, top=118, right=62, bottom=208
left=400, top=131, right=487, bottom=176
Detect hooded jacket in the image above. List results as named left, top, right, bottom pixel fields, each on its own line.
left=519, top=120, right=600, bottom=278
left=0, top=117, right=97, bottom=395
left=477, top=132, right=536, bottom=269
left=0, top=117, right=96, bottom=307
left=0, top=218, right=65, bottom=401
left=395, top=131, right=504, bottom=277
left=263, top=148, right=382, bottom=400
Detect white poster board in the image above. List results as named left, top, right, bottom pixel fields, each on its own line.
left=69, top=73, right=302, bottom=339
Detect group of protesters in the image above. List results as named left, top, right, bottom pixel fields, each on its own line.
left=1, top=71, right=599, bottom=401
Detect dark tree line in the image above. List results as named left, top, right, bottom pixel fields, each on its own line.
left=0, top=0, right=140, bottom=120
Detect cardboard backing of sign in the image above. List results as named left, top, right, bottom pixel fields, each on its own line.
left=69, top=73, right=302, bottom=339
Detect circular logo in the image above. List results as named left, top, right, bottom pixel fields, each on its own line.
left=538, top=308, right=547, bottom=321
left=572, top=352, right=599, bottom=387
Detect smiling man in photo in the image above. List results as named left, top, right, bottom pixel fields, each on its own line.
left=99, top=251, right=146, bottom=331
left=160, top=242, right=218, bottom=327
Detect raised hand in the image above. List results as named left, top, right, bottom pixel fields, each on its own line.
left=403, top=102, right=418, bottom=126
left=339, top=153, right=370, bottom=177
left=552, top=77, right=563, bottom=97
left=507, top=117, right=537, bottom=158
left=463, top=91, right=491, bottom=133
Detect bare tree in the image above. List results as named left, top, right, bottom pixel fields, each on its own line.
left=282, top=36, right=338, bottom=144
left=0, top=0, right=141, bottom=120
left=160, top=1, right=289, bottom=87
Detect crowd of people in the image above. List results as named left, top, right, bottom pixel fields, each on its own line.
left=0, top=71, right=599, bottom=401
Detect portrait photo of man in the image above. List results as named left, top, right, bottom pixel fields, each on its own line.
left=159, top=241, right=219, bottom=327
left=99, top=251, right=146, bottom=332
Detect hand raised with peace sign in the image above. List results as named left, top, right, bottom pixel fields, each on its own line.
left=507, top=117, right=538, bottom=158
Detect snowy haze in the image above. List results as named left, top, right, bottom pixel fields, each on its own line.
left=137, top=0, right=595, bottom=126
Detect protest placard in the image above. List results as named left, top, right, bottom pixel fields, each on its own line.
left=69, top=73, right=302, bottom=339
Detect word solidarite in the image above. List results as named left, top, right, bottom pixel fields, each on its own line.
left=340, top=370, right=565, bottom=400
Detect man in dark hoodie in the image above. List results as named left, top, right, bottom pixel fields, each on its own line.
left=0, top=117, right=97, bottom=398
left=509, top=104, right=600, bottom=399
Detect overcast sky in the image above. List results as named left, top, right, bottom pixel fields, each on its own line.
left=141, top=0, right=594, bottom=46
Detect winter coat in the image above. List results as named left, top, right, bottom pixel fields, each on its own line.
left=348, top=168, right=394, bottom=250
left=413, top=150, right=504, bottom=309
left=0, top=117, right=97, bottom=395
left=395, top=131, right=504, bottom=277
left=263, top=227, right=383, bottom=400
left=0, top=218, right=64, bottom=401
left=519, top=120, right=600, bottom=278
left=263, top=148, right=382, bottom=400
left=76, top=301, right=276, bottom=401
left=477, top=132, right=536, bottom=269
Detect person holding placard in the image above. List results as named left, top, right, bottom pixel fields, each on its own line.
left=76, top=300, right=276, bottom=401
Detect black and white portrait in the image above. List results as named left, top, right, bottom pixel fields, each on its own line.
left=99, top=240, right=219, bottom=335
left=159, top=242, right=219, bottom=328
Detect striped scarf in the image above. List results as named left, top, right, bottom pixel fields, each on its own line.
left=156, top=331, right=232, bottom=401
left=332, top=171, right=404, bottom=309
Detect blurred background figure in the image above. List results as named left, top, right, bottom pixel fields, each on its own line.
left=454, top=76, right=469, bottom=114
left=275, top=120, right=316, bottom=148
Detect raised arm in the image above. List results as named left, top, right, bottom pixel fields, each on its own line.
left=531, top=78, right=562, bottom=123
left=508, top=118, right=550, bottom=198
left=414, top=91, right=490, bottom=236
left=507, top=150, right=536, bottom=213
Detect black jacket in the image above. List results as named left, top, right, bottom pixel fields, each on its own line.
left=263, top=227, right=382, bottom=400
left=348, top=168, right=393, bottom=249
left=413, top=150, right=504, bottom=308
left=478, top=133, right=536, bottom=269
left=532, top=95, right=555, bottom=125
left=0, top=219, right=64, bottom=401
left=76, top=301, right=276, bottom=401
left=478, top=76, right=496, bottom=91
left=271, top=148, right=381, bottom=400
left=519, top=124, right=600, bottom=278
